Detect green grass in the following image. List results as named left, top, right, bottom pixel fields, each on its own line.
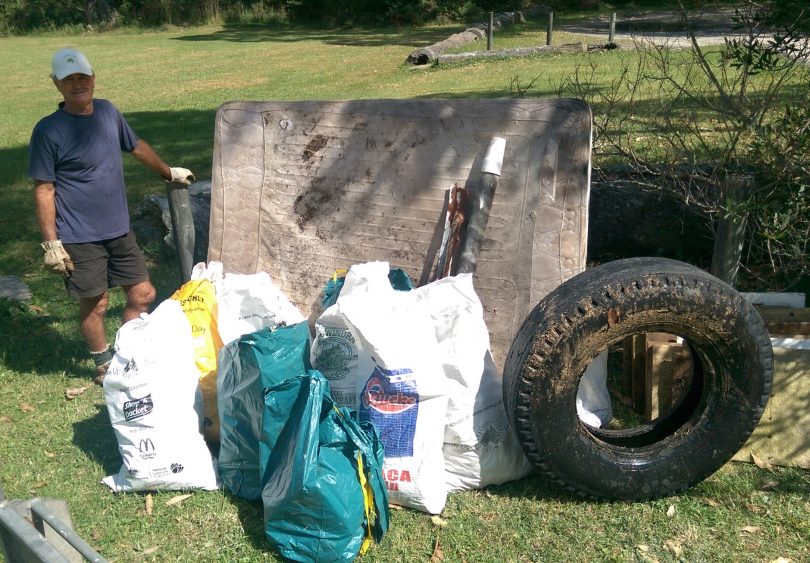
left=1, top=22, right=809, bottom=563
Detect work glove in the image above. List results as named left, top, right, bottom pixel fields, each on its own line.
left=168, top=167, right=195, bottom=186
left=41, top=240, right=74, bottom=277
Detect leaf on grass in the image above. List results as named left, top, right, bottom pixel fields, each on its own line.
left=431, top=515, right=448, bottom=528
left=0, top=415, right=14, bottom=423
left=751, top=453, right=774, bottom=470
left=636, top=544, right=650, bottom=552
left=663, top=539, right=683, bottom=558
left=741, top=525, right=761, bottom=534
left=145, top=493, right=154, bottom=516
left=701, top=497, right=721, bottom=507
left=28, top=305, right=47, bottom=315
left=91, top=530, right=102, bottom=541
left=65, top=386, right=90, bottom=400
left=761, top=480, right=778, bottom=491
left=20, top=403, right=35, bottom=412
left=746, top=503, right=763, bottom=514
left=44, top=450, right=56, bottom=459
left=32, top=481, right=47, bottom=489
left=143, top=545, right=159, bottom=555
left=769, top=557, right=791, bottom=563
left=431, top=537, right=443, bottom=562
left=165, top=493, right=193, bottom=506
left=666, top=505, right=676, bottom=517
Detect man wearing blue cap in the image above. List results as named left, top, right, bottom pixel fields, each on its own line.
left=29, top=47, right=195, bottom=384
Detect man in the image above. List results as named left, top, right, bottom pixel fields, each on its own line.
left=28, top=47, right=195, bottom=384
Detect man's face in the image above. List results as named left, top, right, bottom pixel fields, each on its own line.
left=52, top=73, right=95, bottom=111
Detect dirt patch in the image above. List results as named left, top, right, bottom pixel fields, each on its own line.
left=302, top=134, right=328, bottom=162
left=293, top=177, right=333, bottom=231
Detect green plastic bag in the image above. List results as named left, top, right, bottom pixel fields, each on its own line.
left=262, top=370, right=389, bottom=562
left=217, top=322, right=311, bottom=500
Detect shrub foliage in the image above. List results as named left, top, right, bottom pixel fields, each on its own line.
left=0, top=0, right=535, bottom=31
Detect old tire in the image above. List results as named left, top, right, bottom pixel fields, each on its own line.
left=503, top=257, right=773, bottom=500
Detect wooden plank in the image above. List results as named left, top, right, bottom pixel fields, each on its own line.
left=766, top=322, right=810, bottom=338
left=645, top=341, right=692, bottom=421
left=756, top=307, right=810, bottom=322
left=754, top=307, right=810, bottom=337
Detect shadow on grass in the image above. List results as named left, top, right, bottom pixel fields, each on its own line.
left=228, top=494, right=270, bottom=553
left=71, top=403, right=121, bottom=476
left=173, top=24, right=460, bottom=48
left=0, top=297, right=89, bottom=376
left=484, top=471, right=585, bottom=503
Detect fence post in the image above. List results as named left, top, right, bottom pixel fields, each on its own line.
left=488, top=12, right=494, bottom=50
left=547, top=12, right=554, bottom=45
left=710, top=174, right=752, bottom=287
left=609, top=12, right=616, bottom=44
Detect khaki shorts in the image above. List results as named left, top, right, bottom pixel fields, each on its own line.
left=63, top=231, right=150, bottom=298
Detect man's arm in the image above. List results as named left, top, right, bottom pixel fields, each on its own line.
left=129, top=139, right=172, bottom=180
left=34, top=180, right=58, bottom=241
left=129, top=139, right=195, bottom=185
left=34, top=180, right=74, bottom=276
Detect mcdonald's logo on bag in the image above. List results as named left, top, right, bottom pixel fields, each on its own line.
left=139, top=438, right=155, bottom=452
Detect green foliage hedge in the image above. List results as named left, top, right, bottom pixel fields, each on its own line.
left=0, top=0, right=538, bottom=32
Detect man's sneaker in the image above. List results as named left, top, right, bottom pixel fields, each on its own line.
left=94, top=360, right=111, bottom=386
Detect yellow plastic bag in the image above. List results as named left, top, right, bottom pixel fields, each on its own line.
left=171, top=278, right=224, bottom=443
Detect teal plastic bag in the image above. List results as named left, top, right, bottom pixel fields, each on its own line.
left=217, top=322, right=311, bottom=500
left=262, top=370, right=389, bottom=562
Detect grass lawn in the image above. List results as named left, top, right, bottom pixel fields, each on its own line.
left=1, top=20, right=808, bottom=563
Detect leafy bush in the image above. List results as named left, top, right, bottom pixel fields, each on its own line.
left=558, top=0, right=810, bottom=289
left=0, top=0, right=536, bottom=31
left=744, top=104, right=810, bottom=288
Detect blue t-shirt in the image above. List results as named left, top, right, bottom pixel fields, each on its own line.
left=28, top=99, right=139, bottom=243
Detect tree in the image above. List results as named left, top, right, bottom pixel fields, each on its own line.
left=559, top=0, right=810, bottom=289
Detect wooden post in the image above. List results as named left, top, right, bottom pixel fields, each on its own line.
left=609, top=12, right=616, bottom=44
left=645, top=339, right=692, bottom=421
left=622, top=334, right=648, bottom=415
left=547, top=12, right=554, bottom=46
left=488, top=12, right=494, bottom=51
left=710, top=174, right=752, bottom=287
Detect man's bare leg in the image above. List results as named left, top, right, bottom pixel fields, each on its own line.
left=79, top=292, right=113, bottom=384
left=122, top=280, right=156, bottom=323
left=79, top=291, right=109, bottom=352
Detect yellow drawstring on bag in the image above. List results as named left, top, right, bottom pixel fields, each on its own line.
left=357, top=451, right=376, bottom=555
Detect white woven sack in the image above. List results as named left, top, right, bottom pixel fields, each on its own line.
left=338, top=261, right=449, bottom=514
left=413, top=274, right=533, bottom=492
left=311, top=307, right=374, bottom=411
left=102, top=299, right=219, bottom=492
left=217, top=271, right=305, bottom=345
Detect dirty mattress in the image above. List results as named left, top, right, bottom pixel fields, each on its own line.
left=208, top=99, right=592, bottom=369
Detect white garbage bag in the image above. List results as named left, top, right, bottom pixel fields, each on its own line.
left=102, top=299, right=219, bottom=492
left=576, top=351, right=613, bottom=428
left=318, top=261, right=449, bottom=514
left=413, top=274, right=533, bottom=492
left=217, top=271, right=305, bottom=346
